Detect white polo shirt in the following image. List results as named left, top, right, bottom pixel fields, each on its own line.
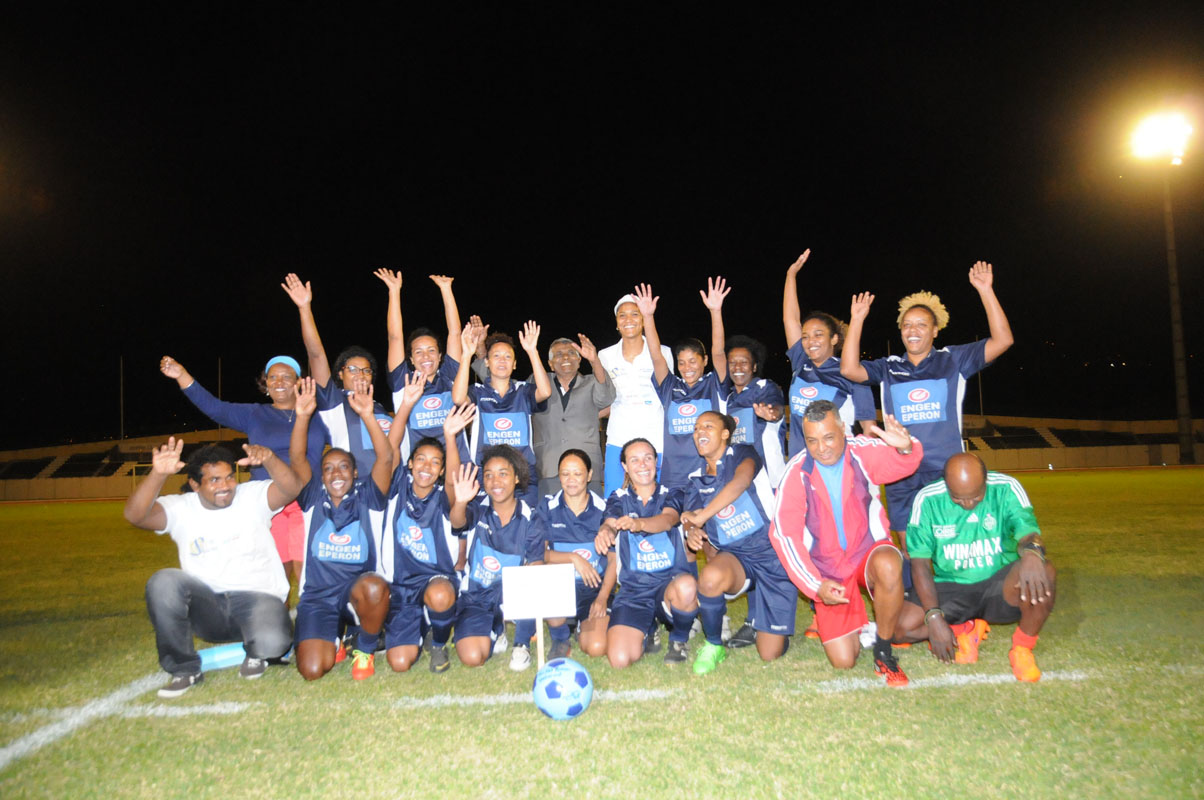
left=156, top=480, right=290, bottom=601
left=598, top=337, right=674, bottom=451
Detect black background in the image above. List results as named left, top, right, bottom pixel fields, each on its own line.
left=2, top=5, right=1202, bottom=448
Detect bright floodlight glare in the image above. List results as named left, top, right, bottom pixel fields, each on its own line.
left=1132, top=112, right=1193, bottom=165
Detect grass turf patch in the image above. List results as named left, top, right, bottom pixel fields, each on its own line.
left=1, top=469, right=1202, bottom=798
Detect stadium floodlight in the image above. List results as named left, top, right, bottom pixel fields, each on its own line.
left=1132, top=110, right=1195, bottom=464
left=1132, top=112, right=1193, bottom=165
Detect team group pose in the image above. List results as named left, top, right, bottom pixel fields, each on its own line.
left=130, top=254, right=1056, bottom=699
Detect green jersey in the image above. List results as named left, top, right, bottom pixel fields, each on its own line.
left=906, top=472, right=1041, bottom=584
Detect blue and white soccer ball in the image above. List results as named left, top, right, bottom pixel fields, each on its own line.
left=532, top=658, right=593, bottom=720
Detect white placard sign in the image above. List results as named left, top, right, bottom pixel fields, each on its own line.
left=501, top=564, right=577, bottom=620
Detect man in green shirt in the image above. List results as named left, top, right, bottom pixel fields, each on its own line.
left=902, top=453, right=1055, bottom=682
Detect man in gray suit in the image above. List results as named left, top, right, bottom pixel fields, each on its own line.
left=532, top=335, right=616, bottom=497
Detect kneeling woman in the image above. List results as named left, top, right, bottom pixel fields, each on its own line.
left=596, top=439, right=699, bottom=668
left=379, top=374, right=477, bottom=674
left=448, top=445, right=544, bottom=667
left=682, top=411, right=797, bottom=675
left=515, top=450, right=616, bottom=665
left=290, top=378, right=394, bottom=681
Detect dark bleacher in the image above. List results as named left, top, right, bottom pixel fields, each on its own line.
left=0, top=457, right=54, bottom=479
left=1051, top=428, right=1140, bottom=447
left=51, top=452, right=110, bottom=478
left=978, top=425, right=1050, bottom=450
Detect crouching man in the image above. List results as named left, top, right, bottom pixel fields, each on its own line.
left=901, top=452, right=1056, bottom=681
left=123, top=438, right=303, bottom=698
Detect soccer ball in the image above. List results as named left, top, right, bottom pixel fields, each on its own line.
left=531, top=658, right=594, bottom=720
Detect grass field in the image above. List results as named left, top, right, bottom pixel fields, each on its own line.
left=2, top=468, right=1203, bottom=799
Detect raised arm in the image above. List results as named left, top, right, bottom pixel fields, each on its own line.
left=448, top=463, right=480, bottom=529
left=288, top=377, right=319, bottom=487
left=123, top=437, right=186, bottom=531
left=633, top=283, right=668, bottom=383
left=281, top=273, right=332, bottom=387
left=430, top=275, right=464, bottom=362
left=374, top=268, right=406, bottom=372
left=572, top=334, right=610, bottom=389
left=839, top=292, right=874, bottom=383
left=968, top=262, right=1014, bottom=363
left=782, top=250, right=810, bottom=348
left=159, top=356, right=196, bottom=391
left=452, top=323, right=484, bottom=405
left=243, top=443, right=303, bottom=512
left=519, top=321, right=552, bottom=403
left=388, top=370, right=426, bottom=451
left=161, top=356, right=251, bottom=431
left=441, top=402, right=476, bottom=506
left=347, top=380, right=393, bottom=494
left=701, top=275, right=730, bottom=382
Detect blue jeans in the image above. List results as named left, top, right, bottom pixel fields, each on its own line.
left=145, top=568, right=291, bottom=676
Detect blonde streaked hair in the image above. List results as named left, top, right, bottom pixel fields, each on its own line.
left=896, top=291, right=949, bottom=332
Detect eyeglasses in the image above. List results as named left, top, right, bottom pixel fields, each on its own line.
left=343, top=365, right=374, bottom=376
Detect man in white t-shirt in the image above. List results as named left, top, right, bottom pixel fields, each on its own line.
left=123, top=437, right=304, bottom=698
left=598, top=292, right=674, bottom=496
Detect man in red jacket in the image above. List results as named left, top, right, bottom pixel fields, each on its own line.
left=770, top=400, right=925, bottom=686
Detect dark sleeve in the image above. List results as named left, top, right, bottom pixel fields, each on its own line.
left=661, top=486, right=685, bottom=514
left=762, top=379, right=785, bottom=406
left=388, top=361, right=412, bottom=393
left=297, top=476, right=324, bottom=511
left=732, top=443, right=763, bottom=475
left=181, top=381, right=255, bottom=431
left=861, top=357, right=886, bottom=385
left=315, top=380, right=343, bottom=412
left=949, top=340, right=990, bottom=376
left=362, top=478, right=388, bottom=511
left=786, top=340, right=808, bottom=374
left=523, top=507, right=547, bottom=562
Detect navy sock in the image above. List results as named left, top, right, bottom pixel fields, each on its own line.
left=356, top=630, right=379, bottom=653
left=669, top=605, right=699, bottom=643
left=428, top=606, right=455, bottom=648
left=514, top=619, right=536, bottom=648
left=548, top=621, right=571, bottom=642
left=697, top=592, right=727, bottom=646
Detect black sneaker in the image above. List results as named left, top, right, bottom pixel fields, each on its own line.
left=429, top=646, right=450, bottom=674
left=422, top=629, right=433, bottom=653
left=158, top=672, right=203, bottom=698
left=549, top=639, right=571, bottom=660
left=727, top=621, right=757, bottom=649
left=239, top=656, right=267, bottom=680
left=644, top=627, right=663, bottom=654
left=664, top=640, right=689, bottom=664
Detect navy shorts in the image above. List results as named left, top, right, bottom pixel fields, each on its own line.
left=885, top=468, right=941, bottom=532
left=385, top=574, right=458, bottom=648
left=724, top=554, right=798, bottom=637
left=453, top=593, right=502, bottom=643
left=935, top=563, right=1021, bottom=625
left=609, top=571, right=691, bottom=634
left=295, top=579, right=359, bottom=643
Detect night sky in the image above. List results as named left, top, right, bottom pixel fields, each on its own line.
left=2, top=6, right=1202, bottom=450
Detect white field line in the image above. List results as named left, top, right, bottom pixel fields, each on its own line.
left=0, top=673, right=162, bottom=772
left=807, top=669, right=1090, bottom=694
left=392, top=687, right=678, bottom=710
left=117, top=702, right=254, bottom=718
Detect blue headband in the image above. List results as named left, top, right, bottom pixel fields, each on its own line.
left=264, top=356, right=302, bottom=377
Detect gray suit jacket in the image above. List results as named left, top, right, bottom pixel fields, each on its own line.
left=531, top=372, right=616, bottom=481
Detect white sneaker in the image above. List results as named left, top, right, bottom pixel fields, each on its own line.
left=492, top=631, right=509, bottom=655
left=509, top=644, right=531, bottom=671
left=721, top=614, right=732, bottom=644
left=859, top=621, right=878, bottom=649
left=689, top=617, right=702, bottom=640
